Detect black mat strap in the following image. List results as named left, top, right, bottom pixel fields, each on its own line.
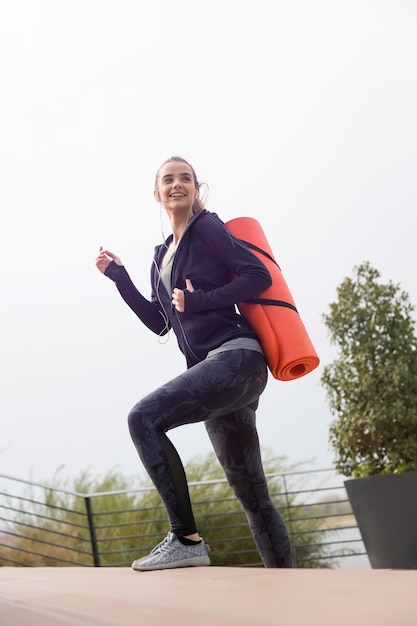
left=245, top=297, right=298, bottom=314
left=240, top=240, right=281, bottom=270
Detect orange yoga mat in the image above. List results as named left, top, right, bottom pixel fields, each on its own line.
left=225, top=217, right=319, bottom=381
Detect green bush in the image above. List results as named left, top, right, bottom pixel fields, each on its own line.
left=322, top=262, right=417, bottom=477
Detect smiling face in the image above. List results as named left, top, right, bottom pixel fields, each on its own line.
left=154, top=159, right=200, bottom=216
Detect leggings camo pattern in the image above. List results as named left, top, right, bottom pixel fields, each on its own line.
left=128, top=349, right=293, bottom=568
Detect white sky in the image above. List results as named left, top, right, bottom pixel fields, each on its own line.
left=1, top=0, right=416, bottom=483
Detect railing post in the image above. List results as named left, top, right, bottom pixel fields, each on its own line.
left=85, top=496, right=100, bottom=567
left=282, top=473, right=296, bottom=566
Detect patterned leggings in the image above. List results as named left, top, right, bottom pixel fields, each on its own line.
left=127, top=349, right=293, bottom=568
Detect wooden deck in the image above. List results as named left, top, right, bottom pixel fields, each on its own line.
left=1, top=566, right=416, bottom=625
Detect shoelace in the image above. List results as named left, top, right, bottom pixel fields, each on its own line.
left=150, top=537, right=169, bottom=554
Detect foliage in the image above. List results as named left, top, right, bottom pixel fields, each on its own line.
left=321, top=261, right=417, bottom=477
left=1, top=453, right=347, bottom=568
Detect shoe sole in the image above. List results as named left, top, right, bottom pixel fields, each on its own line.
left=132, top=555, right=210, bottom=572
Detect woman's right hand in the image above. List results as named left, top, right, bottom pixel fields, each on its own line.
left=95, top=246, right=122, bottom=274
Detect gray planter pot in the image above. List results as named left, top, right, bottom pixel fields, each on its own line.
left=344, top=471, right=417, bottom=569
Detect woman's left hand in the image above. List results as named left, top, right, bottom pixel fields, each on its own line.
left=172, top=279, right=195, bottom=312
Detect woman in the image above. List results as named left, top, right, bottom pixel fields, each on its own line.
left=95, top=156, right=293, bottom=571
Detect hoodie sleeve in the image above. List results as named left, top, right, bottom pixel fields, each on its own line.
left=104, top=260, right=170, bottom=335
left=184, top=212, right=272, bottom=313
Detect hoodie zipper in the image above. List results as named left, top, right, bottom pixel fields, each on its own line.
left=173, top=307, right=200, bottom=363
left=170, top=218, right=201, bottom=364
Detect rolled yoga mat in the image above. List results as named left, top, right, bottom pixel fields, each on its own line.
left=225, top=217, right=320, bottom=381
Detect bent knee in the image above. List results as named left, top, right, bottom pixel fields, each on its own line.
left=127, top=403, right=145, bottom=438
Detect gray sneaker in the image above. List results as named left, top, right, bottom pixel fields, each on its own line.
left=131, top=532, right=210, bottom=571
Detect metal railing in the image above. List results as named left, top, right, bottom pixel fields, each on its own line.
left=0, top=469, right=368, bottom=568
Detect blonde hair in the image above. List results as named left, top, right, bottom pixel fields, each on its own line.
left=155, top=156, right=205, bottom=215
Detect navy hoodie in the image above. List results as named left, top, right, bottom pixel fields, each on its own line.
left=104, top=210, right=272, bottom=367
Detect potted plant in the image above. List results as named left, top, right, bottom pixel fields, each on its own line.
left=321, top=262, right=417, bottom=569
